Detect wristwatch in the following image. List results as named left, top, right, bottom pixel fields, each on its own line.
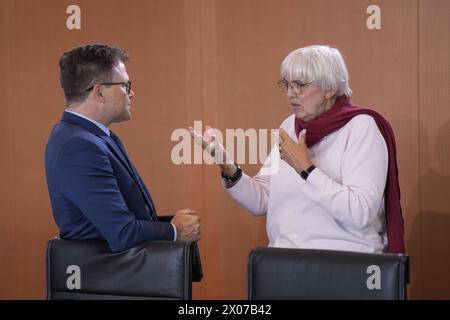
left=221, top=163, right=242, bottom=183
left=300, top=164, right=316, bottom=180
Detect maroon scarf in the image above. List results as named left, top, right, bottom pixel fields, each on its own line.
left=295, top=96, right=405, bottom=254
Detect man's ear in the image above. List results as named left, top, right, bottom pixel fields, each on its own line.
left=93, top=85, right=106, bottom=103
left=325, top=90, right=337, bottom=100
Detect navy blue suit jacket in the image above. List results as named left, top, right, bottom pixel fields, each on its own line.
left=45, top=112, right=174, bottom=252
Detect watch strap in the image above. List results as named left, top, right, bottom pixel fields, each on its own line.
left=300, top=164, right=316, bottom=180
left=221, top=163, right=242, bottom=182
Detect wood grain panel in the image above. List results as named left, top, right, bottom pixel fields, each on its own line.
left=0, top=0, right=448, bottom=299
left=418, top=0, right=450, bottom=299
left=0, top=0, right=197, bottom=299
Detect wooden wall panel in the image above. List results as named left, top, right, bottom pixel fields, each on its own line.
left=418, top=0, right=450, bottom=299
left=0, top=0, right=70, bottom=299
left=0, top=0, right=448, bottom=299
left=0, top=0, right=200, bottom=299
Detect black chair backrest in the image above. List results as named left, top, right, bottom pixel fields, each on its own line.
left=248, top=247, right=409, bottom=300
left=46, top=238, right=196, bottom=300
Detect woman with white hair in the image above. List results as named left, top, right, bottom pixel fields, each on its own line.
left=190, top=45, right=405, bottom=254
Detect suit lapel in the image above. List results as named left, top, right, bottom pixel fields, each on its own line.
left=60, top=112, right=158, bottom=220
left=61, top=112, right=137, bottom=184
left=101, top=135, right=137, bottom=183
left=109, top=132, right=158, bottom=218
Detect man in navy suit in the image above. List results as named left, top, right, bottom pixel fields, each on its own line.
left=45, top=44, right=200, bottom=252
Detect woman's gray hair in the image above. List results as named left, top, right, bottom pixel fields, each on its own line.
left=280, top=45, right=352, bottom=97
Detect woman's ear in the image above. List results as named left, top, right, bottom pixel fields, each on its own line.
left=325, top=90, right=337, bottom=100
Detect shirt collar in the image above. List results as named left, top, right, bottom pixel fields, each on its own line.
left=64, top=110, right=110, bottom=136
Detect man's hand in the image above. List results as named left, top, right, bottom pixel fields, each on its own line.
left=171, top=209, right=200, bottom=242
left=279, top=128, right=313, bottom=174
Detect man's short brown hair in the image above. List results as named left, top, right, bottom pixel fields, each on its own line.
left=59, top=44, right=128, bottom=104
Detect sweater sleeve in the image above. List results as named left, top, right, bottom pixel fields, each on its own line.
left=223, top=146, right=280, bottom=216
left=301, top=115, right=388, bottom=230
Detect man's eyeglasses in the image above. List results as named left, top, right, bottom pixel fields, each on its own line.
left=86, top=81, right=132, bottom=95
left=277, top=79, right=311, bottom=95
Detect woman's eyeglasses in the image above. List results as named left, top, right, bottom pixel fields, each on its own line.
left=277, top=79, right=311, bottom=95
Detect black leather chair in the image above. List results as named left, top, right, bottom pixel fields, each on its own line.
left=248, top=247, right=409, bottom=300
left=46, top=237, right=202, bottom=300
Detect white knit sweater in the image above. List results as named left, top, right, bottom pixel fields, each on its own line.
left=224, top=114, right=388, bottom=253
